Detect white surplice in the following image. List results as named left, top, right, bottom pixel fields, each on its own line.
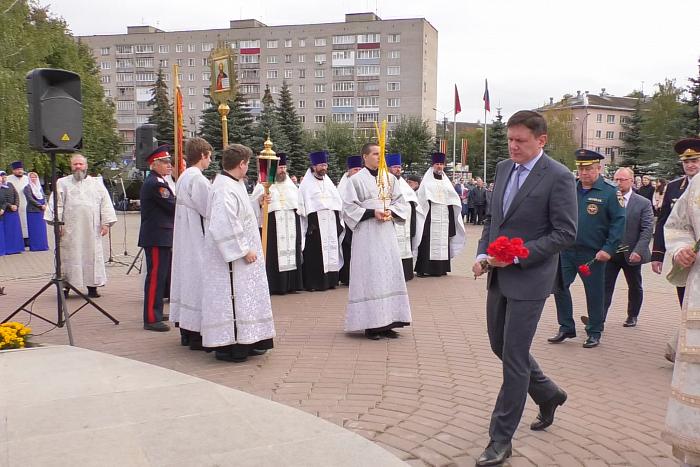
left=416, top=167, right=466, bottom=260
left=251, top=177, right=300, bottom=272
left=662, top=173, right=700, bottom=465
left=169, top=166, right=211, bottom=330
left=339, top=168, right=412, bottom=332
left=297, top=168, right=344, bottom=273
left=200, top=173, right=275, bottom=348
left=7, top=174, right=29, bottom=238
left=395, top=176, right=426, bottom=260
left=44, top=176, right=117, bottom=288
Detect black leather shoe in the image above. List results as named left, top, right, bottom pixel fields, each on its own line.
left=215, top=350, right=248, bottom=362
left=87, top=287, right=100, bottom=298
left=623, top=317, right=637, bottom=327
left=530, top=389, right=567, bottom=431
left=476, top=440, right=512, bottom=466
left=382, top=329, right=399, bottom=339
left=583, top=336, right=600, bottom=348
left=547, top=331, right=576, bottom=343
left=248, top=348, right=268, bottom=356
left=144, top=321, right=170, bottom=332
left=365, top=330, right=381, bottom=340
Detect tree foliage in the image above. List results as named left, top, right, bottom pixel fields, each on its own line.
left=543, top=108, right=577, bottom=169
left=485, top=111, right=508, bottom=182
left=682, top=57, right=700, bottom=137
left=640, top=79, right=686, bottom=177
left=387, top=116, right=434, bottom=174
left=303, top=122, right=361, bottom=181
left=148, top=68, right=174, bottom=147
left=276, top=80, right=306, bottom=177
left=621, top=99, right=645, bottom=168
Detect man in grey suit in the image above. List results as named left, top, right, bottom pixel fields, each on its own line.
left=603, top=167, right=653, bottom=327
left=473, top=111, right=578, bottom=466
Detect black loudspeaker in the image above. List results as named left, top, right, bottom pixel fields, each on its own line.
left=26, top=68, right=83, bottom=152
left=135, top=124, right=157, bottom=170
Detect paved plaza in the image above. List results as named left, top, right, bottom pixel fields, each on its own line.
left=0, top=214, right=680, bottom=466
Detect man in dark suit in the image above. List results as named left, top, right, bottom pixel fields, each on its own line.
left=138, top=145, right=176, bottom=332
left=473, top=110, right=577, bottom=466
left=603, top=167, right=653, bottom=327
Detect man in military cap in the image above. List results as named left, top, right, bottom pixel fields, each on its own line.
left=549, top=149, right=625, bottom=348
left=138, top=145, right=176, bottom=332
left=652, top=137, right=700, bottom=361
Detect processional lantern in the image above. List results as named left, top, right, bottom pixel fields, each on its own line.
left=258, top=136, right=279, bottom=258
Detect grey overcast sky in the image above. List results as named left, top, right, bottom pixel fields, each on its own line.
left=48, top=0, right=699, bottom=123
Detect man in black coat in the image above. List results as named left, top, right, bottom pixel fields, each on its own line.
left=138, top=145, right=176, bottom=332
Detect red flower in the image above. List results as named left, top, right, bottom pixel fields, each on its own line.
left=487, top=236, right=530, bottom=264
left=578, top=264, right=592, bottom=277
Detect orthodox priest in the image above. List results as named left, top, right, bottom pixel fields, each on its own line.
left=251, top=153, right=304, bottom=294
left=200, top=144, right=275, bottom=363
left=337, top=154, right=363, bottom=285
left=170, top=137, right=213, bottom=347
left=297, top=151, right=344, bottom=291
left=340, top=144, right=412, bottom=339
left=387, top=153, right=425, bottom=281
left=7, top=161, right=29, bottom=247
left=45, top=154, right=117, bottom=297
left=415, top=152, right=466, bottom=276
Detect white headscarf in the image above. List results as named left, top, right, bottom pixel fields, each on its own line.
left=28, top=172, right=44, bottom=200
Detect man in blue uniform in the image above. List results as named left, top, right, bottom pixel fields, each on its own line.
left=138, top=145, right=176, bottom=332
left=549, top=149, right=625, bottom=348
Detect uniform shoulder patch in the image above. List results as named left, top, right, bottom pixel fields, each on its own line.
left=158, top=187, right=171, bottom=198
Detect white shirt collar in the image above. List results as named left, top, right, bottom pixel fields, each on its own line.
left=516, top=150, right=543, bottom=172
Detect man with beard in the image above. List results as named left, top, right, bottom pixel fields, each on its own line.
left=414, top=152, right=465, bottom=277
left=7, top=161, right=29, bottom=248
left=387, top=153, right=424, bottom=281
left=252, top=153, right=304, bottom=294
left=297, top=151, right=344, bottom=291
left=337, top=154, right=363, bottom=285
left=45, top=154, right=117, bottom=298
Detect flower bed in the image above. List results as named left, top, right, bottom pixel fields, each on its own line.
left=0, top=322, right=32, bottom=350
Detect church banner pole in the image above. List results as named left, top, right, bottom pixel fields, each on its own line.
left=258, top=136, right=278, bottom=258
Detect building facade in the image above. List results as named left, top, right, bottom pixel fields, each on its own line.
left=79, top=13, right=438, bottom=154
left=537, top=90, right=641, bottom=165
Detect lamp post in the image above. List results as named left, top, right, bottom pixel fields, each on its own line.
left=579, top=112, right=590, bottom=148
left=433, top=107, right=453, bottom=150
left=257, top=136, right=279, bottom=258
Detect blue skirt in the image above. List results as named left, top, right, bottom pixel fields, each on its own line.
left=27, top=211, right=49, bottom=251
left=3, top=211, right=24, bottom=254
left=0, top=218, right=5, bottom=256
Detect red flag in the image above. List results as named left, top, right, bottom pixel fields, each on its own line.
left=483, top=79, right=491, bottom=112
left=454, top=85, right=461, bottom=115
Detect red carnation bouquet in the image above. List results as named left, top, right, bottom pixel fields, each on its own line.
left=578, top=261, right=593, bottom=277
left=476, top=236, right=530, bottom=278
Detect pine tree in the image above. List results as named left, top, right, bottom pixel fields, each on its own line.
left=148, top=68, right=174, bottom=146
left=387, top=116, right=434, bottom=173
left=485, top=110, right=508, bottom=182
left=276, top=81, right=306, bottom=177
left=621, top=98, right=644, bottom=168
left=682, top=57, right=700, bottom=137
left=641, top=79, right=686, bottom=177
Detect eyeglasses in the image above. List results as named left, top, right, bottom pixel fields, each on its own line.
left=613, top=178, right=631, bottom=182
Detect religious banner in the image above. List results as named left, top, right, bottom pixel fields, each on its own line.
left=209, top=45, right=236, bottom=105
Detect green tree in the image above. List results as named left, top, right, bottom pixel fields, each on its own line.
left=387, top=116, right=434, bottom=173
left=276, top=80, right=306, bottom=177
left=148, top=68, right=174, bottom=147
left=485, top=110, right=508, bottom=182
left=640, top=79, right=686, bottom=177
left=303, top=122, right=360, bottom=181
left=543, top=108, right=577, bottom=168
left=621, top=98, right=645, bottom=168
left=463, top=128, right=484, bottom=180
left=682, top=57, right=700, bottom=137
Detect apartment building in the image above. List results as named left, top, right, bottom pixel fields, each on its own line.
left=79, top=13, right=438, bottom=153
left=537, top=90, right=640, bottom=164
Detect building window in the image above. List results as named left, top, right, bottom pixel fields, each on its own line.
left=187, top=43, right=196, bottom=53
left=298, top=115, right=306, bottom=123
left=314, top=83, right=326, bottom=93
left=595, top=146, right=601, bottom=153
left=333, top=67, right=353, bottom=77
left=267, top=55, right=278, bottom=64
left=239, top=54, right=260, bottom=64
left=188, top=73, right=195, bottom=81
left=357, top=49, right=380, bottom=60
left=314, top=115, right=326, bottom=123
left=314, top=38, right=326, bottom=47
left=332, top=50, right=354, bottom=61
left=270, top=85, right=279, bottom=94
left=284, top=54, right=292, bottom=63
left=135, top=72, right=156, bottom=82
left=607, top=114, right=616, bottom=123
left=101, top=47, right=110, bottom=55
left=357, top=96, right=379, bottom=108
left=299, top=39, right=306, bottom=47
left=387, top=66, right=400, bottom=76
left=389, top=50, right=400, bottom=59
left=360, top=82, right=379, bottom=92
left=387, top=98, right=400, bottom=107
left=619, top=132, right=626, bottom=139
left=239, top=84, right=260, bottom=94
left=135, top=58, right=154, bottom=67
left=620, top=116, right=630, bottom=124
left=203, top=87, right=210, bottom=96
left=298, top=84, right=305, bottom=94
left=298, top=69, right=306, bottom=78
left=315, top=69, right=325, bottom=78
left=388, top=33, right=401, bottom=43
left=387, top=114, right=400, bottom=123
left=284, top=69, right=293, bottom=79
left=101, top=75, right=111, bottom=84
left=332, top=97, right=353, bottom=107
left=357, top=65, right=380, bottom=76
left=387, top=82, right=400, bottom=91
left=595, top=130, right=602, bottom=138
left=134, top=44, right=154, bottom=54
left=201, top=43, right=213, bottom=52
left=284, top=39, right=293, bottom=48
left=298, top=54, right=305, bottom=63
left=298, top=100, right=306, bottom=109
left=202, top=58, right=210, bottom=66
left=356, top=112, right=379, bottom=123
left=266, top=40, right=278, bottom=49
left=332, top=35, right=355, bottom=45
left=202, top=102, right=211, bottom=110
left=187, top=102, right=195, bottom=110
left=104, top=89, right=112, bottom=98
left=267, top=70, right=278, bottom=79
left=332, top=81, right=355, bottom=92
left=606, top=131, right=615, bottom=139
left=155, top=45, right=167, bottom=54
left=188, top=58, right=196, bottom=67
left=357, top=33, right=380, bottom=44
left=605, top=147, right=613, bottom=156
left=314, top=54, right=326, bottom=65
left=239, top=69, right=259, bottom=80
left=188, top=87, right=196, bottom=96
left=315, top=99, right=326, bottom=108
left=202, top=71, right=211, bottom=81
left=240, top=40, right=260, bottom=49
left=175, top=44, right=183, bottom=53
left=116, top=44, right=133, bottom=54
left=596, top=114, right=603, bottom=123
left=177, top=73, right=183, bottom=82
left=100, top=62, right=111, bottom=70
left=159, top=59, right=168, bottom=68
left=332, top=113, right=353, bottom=123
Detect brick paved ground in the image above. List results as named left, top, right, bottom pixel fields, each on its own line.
left=0, top=217, right=679, bottom=466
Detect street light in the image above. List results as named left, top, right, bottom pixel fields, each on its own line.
left=432, top=107, right=453, bottom=151
left=575, top=112, right=591, bottom=148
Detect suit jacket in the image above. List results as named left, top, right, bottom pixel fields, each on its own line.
left=620, top=192, right=653, bottom=264
left=138, top=172, right=176, bottom=247
left=652, top=175, right=688, bottom=262
left=477, top=154, right=577, bottom=300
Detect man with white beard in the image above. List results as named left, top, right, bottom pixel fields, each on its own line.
left=252, top=153, right=304, bottom=294
left=414, top=152, right=466, bottom=277
left=170, top=137, right=212, bottom=347
left=387, top=153, right=425, bottom=281
left=45, top=154, right=117, bottom=298
left=337, top=154, right=363, bottom=286
left=7, top=161, right=29, bottom=248
left=297, top=151, right=344, bottom=291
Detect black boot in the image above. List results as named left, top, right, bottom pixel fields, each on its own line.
left=87, top=286, right=100, bottom=298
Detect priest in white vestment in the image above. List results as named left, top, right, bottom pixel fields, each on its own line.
left=340, top=143, right=412, bottom=339
left=7, top=160, right=29, bottom=245
left=200, top=144, right=275, bottom=363
left=387, top=153, right=425, bottom=281
left=170, top=137, right=213, bottom=349
left=337, top=155, right=363, bottom=285
left=297, top=151, right=344, bottom=291
left=662, top=138, right=700, bottom=466
left=414, top=152, right=466, bottom=277
left=45, top=154, right=117, bottom=297
left=252, top=153, right=304, bottom=294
